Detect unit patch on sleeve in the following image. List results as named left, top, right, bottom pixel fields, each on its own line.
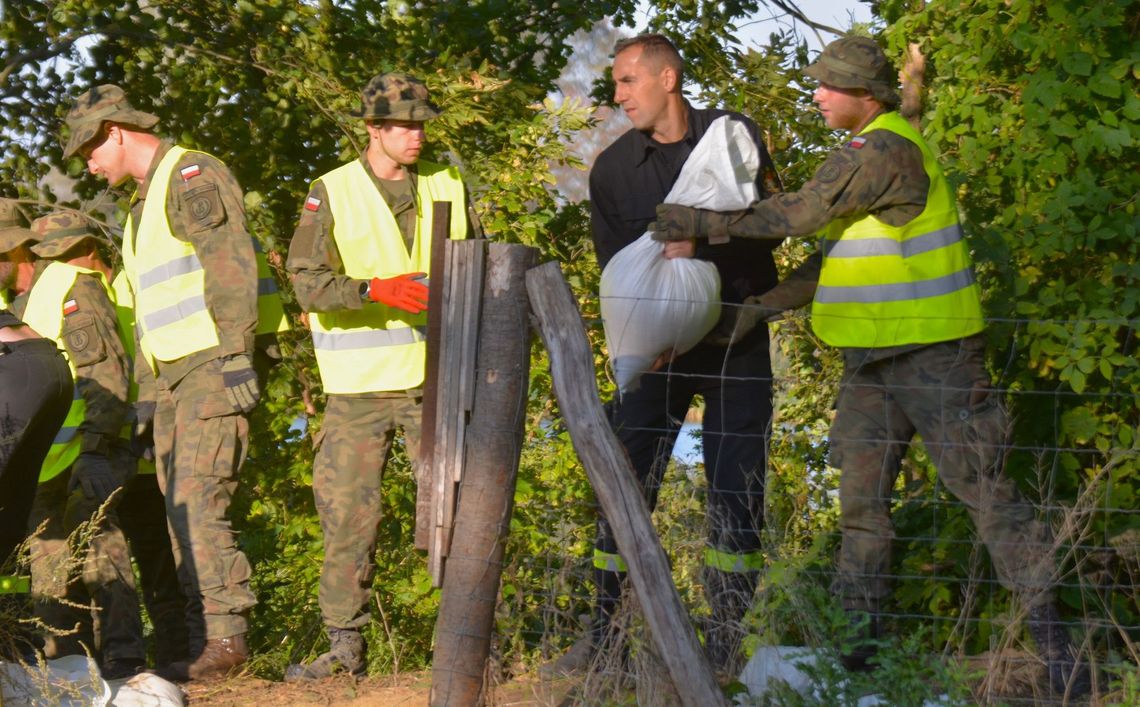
left=182, top=183, right=226, bottom=233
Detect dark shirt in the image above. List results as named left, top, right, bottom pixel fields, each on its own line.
left=589, top=105, right=783, bottom=306
left=0, top=309, right=18, bottom=328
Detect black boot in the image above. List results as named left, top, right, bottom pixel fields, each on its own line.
left=540, top=560, right=629, bottom=681
left=838, top=609, right=882, bottom=672
left=284, top=628, right=366, bottom=682
left=702, top=568, right=759, bottom=679
left=1026, top=603, right=1091, bottom=698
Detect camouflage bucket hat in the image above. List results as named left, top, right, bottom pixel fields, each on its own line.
left=29, top=211, right=102, bottom=258
left=804, top=36, right=899, bottom=107
left=352, top=72, right=440, bottom=121
left=0, top=198, right=40, bottom=253
left=63, top=84, right=160, bottom=159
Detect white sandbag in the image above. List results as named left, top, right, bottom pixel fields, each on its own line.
left=109, top=671, right=185, bottom=706
left=0, top=654, right=111, bottom=706
left=600, top=234, right=720, bottom=391
left=600, top=115, right=761, bottom=392
left=739, top=646, right=950, bottom=705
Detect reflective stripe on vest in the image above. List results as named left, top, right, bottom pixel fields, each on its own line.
left=704, top=546, right=764, bottom=574
left=310, top=160, right=468, bottom=394
left=121, top=146, right=221, bottom=369
left=22, top=262, right=111, bottom=482
left=811, top=112, right=985, bottom=348
left=593, top=549, right=628, bottom=573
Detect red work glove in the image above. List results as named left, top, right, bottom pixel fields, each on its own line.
left=368, top=273, right=429, bottom=314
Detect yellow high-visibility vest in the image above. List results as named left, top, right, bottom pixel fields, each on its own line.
left=252, top=240, right=290, bottom=336
left=122, top=145, right=288, bottom=372
left=310, top=160, right=468, bottom=394
left=811, top=111, right=984, bottom=348
left=22, top=262, right=112, bottom=482
left=111, top=272, right=156, bottom=476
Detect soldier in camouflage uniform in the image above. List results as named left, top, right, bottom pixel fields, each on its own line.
left=652, top=37, right=1090, bottom=697
left=284, top=73, right=479, bottom=681
left=10, top=212, right=146, bottom=678
left=62, top=84, right=283, bottom=681
left=32, top=212, right=191, bottom=670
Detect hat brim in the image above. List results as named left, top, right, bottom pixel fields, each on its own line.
left=803, top=62, right=868, bottom=90
left=0, top=227, right=41, bottom=253
left=31, top=234, right=97, bottom=259
left=351, top=102, right=441, bottom=122
left=63, top=109, right=160, bottom=158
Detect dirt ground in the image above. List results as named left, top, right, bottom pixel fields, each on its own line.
left=184, top=671, right=578, bottom=706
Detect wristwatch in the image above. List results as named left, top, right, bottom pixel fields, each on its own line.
left=359, top=280, right=371, bottom=301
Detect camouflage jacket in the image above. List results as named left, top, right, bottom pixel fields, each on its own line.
left=738, top=112, right=935, bottom=363
left=287, top=156, right=482, bottom=315
left=17, top=262, right=131, bottom=443
left=726, top=116, right=929, bottom=241
left=128, top=141, right=260, bottom=390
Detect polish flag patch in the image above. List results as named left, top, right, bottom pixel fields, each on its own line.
left=848, top=136, right=867, bottom=149
left=304, top=196, right=322, bottom=212
left=63, top=299, right=80, bottom=315
left=179, top=164, right=202, bottom=180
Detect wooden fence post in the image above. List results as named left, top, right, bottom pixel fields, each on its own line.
left=525, top=260, right=727, bottom=707
left=430, top=243, right=537, bottom=706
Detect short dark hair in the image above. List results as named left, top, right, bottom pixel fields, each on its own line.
left=614, top=33, right=684, bottom=81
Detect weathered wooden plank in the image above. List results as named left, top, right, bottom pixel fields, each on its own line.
left=429, top=240, right=486, bottom=584
left=429, top=243, right=463, bottom=583
left=417, top=201, right=452, bottom=551
left=525, top=261, right=727, bottom=707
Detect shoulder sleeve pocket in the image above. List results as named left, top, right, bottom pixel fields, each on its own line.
left=63, top=312, right=107, bottom=367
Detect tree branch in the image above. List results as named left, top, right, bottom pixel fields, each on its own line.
left=767, top=0, right=847, bottom=44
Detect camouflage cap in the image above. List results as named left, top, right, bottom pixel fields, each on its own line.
left=352, top=72, right=440, bottom=122
left=29, top=211, right=102, bottom=259
left=62, top=84, right=160, bottom=159
left=0, top=198, right=40, bottom=253
left=803, top=37, right=899, bottom=107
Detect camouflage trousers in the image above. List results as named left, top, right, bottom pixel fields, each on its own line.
left=118, top=464, right=189, bottom=666
left=26, top=464, right=145, bottom=663
left=313, top=394, right=421, bottom=630
left=154, top=359, right=255, bottom=643
left=830, top=336, right=1054, bottom=611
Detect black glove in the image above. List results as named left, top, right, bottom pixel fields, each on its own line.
left=706, top=296, right=785, bottom=346
left=649, top=204, right=741, bottom=244
left=221, top=354, right=260, bottom=414
left=68, top=453, right=120, bottom=501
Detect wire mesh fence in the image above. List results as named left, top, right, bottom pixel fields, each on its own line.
left=502, top=296, right=1138, bottom=704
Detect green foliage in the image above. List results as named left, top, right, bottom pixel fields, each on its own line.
left=745, top=537, right=977, bottom=706
left=886, top=0, right=1140, bottom=657
left=4, top=0, right=1135, bottom=695
left=0, top=0, right=626, bottom=676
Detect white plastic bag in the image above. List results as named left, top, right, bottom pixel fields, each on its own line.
left=600, top=115, right=761, bottom=392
